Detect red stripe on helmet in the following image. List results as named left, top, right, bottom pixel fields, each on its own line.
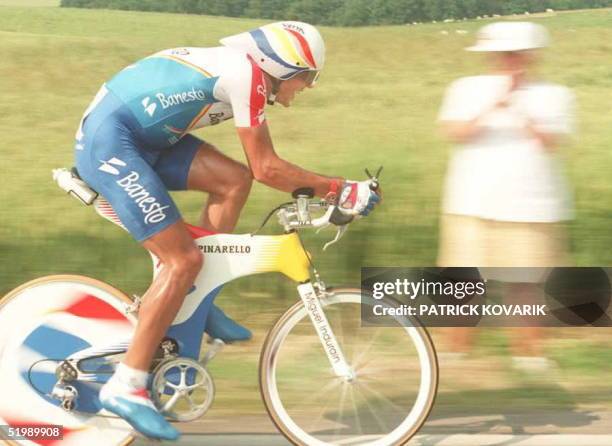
left=286, top=29, right=317, bottom=68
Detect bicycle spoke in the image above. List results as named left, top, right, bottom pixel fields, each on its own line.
left=356, top=380, right=409, bottom=415
left=355, top=383, right=392, bottom=433
left=289, top=376, right=340, bottom=407
left=332, top=304, right=359, bottom=363
left=162, top=391, right=181, bottom=412
left=356, top=373, right=416, bottom=393
left=356, top=362, right=399, bottom=380
left=349, top=326, right=384, bottom=369
left=186, top=377, right=206, bottom=391
left=307, top=394, right=336, bottom=433
left=179, top=366, right=187, bottom=387
left=164, top=379, right=179, bottom=390
left=333, top=379, right=350, bottom=438
left=348, top=385, right=364, bottom=436
left=333, top=308, right=348, bottom=358
left=186, top=394, right=197, bottom=410
left=353, top=357, right=376, bottom=375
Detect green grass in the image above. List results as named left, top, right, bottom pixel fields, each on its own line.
left=549, top=339, right=612, bottom=376
left=1, top=6, right=610, bottom=296
left=0, top=0, right=58, bottom=5
left=1, top=4, right=612, bottom=414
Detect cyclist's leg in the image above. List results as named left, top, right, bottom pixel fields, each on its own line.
left=154, top=134, right=253, bottom=232
left=80, top=162, right=203, bottom=367
left=154, top=134, right=253, bottom=341
left=188, top=142, right=253, bottom=232
left=128, top=223, right=203, bottom=368
left=76, top=111, right=200, bottom=439
left=97, top=222, right=200, bottom=441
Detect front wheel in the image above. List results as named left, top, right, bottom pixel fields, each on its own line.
left=260, top=287, right=438, bottom=446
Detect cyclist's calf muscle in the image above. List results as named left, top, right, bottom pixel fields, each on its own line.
left=124, top=220, right=203, bottom=370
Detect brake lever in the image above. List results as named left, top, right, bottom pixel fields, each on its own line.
left=323, top=225, right=348, bottom=251
left=321, top=166, right=381, bottom=250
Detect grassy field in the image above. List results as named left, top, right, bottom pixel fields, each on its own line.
left=0, top=4, right=611, bottom=416
left=0, top=0, right=58, bottom=6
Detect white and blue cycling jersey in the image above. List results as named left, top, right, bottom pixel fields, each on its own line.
left=74, top=46, right=267, bottom=241
left=78, top=46, right=267, bottom=148
left=104, top=46, right=266, bottom=147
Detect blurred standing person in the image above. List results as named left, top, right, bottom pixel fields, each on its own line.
left=437, top=22, right=575, bottom=371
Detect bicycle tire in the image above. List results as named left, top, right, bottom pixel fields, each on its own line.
left=259, top=286, right=438, bottom=446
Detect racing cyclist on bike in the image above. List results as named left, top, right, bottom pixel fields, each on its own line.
left=74, top=21, right=380, bottom=440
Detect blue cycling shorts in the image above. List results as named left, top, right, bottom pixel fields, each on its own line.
left=75, top=87, right=201, bottom=242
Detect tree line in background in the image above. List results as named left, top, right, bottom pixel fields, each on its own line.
left=61, top=0, right=612, bottom=26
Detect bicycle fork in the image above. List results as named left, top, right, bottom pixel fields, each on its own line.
left=297, top=282, right=354, bottom=380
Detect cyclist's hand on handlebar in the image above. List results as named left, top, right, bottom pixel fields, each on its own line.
left=337, top=180, right=381, bottom=217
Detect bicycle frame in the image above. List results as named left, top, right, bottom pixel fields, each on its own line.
left=161, top=229, right=310, bottom=359
left=0, top=170, right=393, bottom=445
left=52, top=166, right=358, bottom=380
left=154, top=227, right=351, bottom=378
left=47, top=225, right=352, bottom=407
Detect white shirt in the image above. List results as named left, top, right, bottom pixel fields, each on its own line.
left=438, top=75, right=574, bottom=222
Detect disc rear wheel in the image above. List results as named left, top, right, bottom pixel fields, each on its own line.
left=0, top=275, right=137, bottom=446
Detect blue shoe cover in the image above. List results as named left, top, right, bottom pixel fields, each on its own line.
left=101, top=390, right=180, bottom=441
left=205, top=304, right=252, bottom=342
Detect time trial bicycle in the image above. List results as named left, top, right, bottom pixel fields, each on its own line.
left=0, top=168, right=438, bottom=446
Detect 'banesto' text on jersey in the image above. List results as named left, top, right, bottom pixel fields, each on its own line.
left=105, top=47, right=267, bottom=147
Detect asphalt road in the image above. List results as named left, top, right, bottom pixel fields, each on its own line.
left=132, top=411, right=612, bottom=446
left=134, top=433, right=612, bottom=446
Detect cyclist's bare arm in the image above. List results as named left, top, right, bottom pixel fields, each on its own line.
left=237, top=122, right=340, bottom=197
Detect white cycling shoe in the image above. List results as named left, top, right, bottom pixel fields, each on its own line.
left=99, top=383, right=180, bottom=441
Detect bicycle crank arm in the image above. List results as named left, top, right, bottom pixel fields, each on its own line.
left=297, top=283, right=353, bottom=379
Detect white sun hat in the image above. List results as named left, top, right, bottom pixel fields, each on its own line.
left=466, top=21, right=549, bottom=52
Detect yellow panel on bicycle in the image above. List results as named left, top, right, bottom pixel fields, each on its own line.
left=256, top=232, right=311, bottom=283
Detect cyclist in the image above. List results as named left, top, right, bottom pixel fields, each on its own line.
left=74, top=21, right=380, bottom=440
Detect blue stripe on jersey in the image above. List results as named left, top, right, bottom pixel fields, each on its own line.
left=106, top=56, right=220, bottom=147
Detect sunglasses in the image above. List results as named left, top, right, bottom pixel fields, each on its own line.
left=288, top=70, right=320, bottom=86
